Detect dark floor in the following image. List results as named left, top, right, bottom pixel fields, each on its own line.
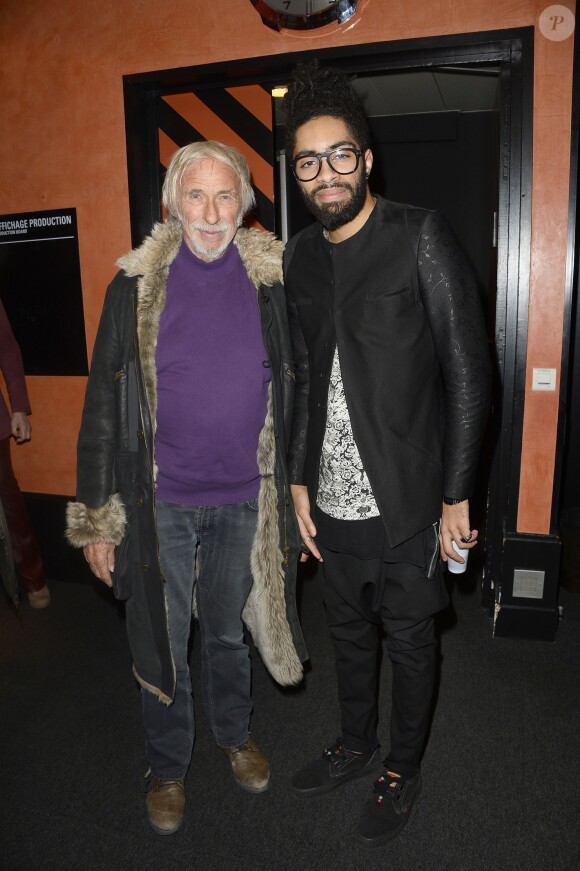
left=1, top=567, right=579, bottom=871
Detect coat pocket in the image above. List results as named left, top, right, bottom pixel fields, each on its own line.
left=365, top=284, right=413, bottom=308
left=115, top=361, right=139, bottom=453
left=424, top=521, right=440, bottom=579
left=112, top=531, right=133, bottom=601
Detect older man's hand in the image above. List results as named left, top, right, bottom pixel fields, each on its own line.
left=83, top=541, right=115, bottom=587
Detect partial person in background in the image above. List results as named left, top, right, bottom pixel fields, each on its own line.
left=0, top=299, right=49, bottom=608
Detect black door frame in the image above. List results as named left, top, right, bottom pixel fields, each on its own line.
left=123, top=28, right=536, bottom=618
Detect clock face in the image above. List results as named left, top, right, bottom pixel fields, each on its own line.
left=251, top=0, right=358, bottom=30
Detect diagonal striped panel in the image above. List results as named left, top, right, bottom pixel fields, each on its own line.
left=225, top=85, right=272, bottom=130
left=194, top=89, right=272, bottom=164
left=159, top=129, right=182, bottom=171
left=157, top=85, right=275, bottom=231
left=161, top=92, right=273, bottom=196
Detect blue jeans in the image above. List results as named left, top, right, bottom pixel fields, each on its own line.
left=142, top=499, right=258, bottom=779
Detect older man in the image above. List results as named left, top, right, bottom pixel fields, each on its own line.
left=66, top=141, right=306, bottom=835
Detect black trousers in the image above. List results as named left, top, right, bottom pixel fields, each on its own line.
left=319, top=542, right=448, bottom=778
left=0, top=437, right=45, bottom=592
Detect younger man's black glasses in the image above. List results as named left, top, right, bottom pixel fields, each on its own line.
left=291, top=148, right=363, bottom=182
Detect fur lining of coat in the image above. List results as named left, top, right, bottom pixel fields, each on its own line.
left=66, top=219, right=303, bottom=687
left=66, top=493, right=126, bottom=547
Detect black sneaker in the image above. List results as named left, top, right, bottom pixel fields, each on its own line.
left=291, top=740, right=381, bottom=796
left=357, top=769, right=422, bottom=846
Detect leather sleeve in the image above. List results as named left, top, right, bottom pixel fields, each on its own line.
left=415, top=210, right=492, bottom=499
left=0, top=300, right=31, bottom=416
left=75, top=272, right=128, bottom=512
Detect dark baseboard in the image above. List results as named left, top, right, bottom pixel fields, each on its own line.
left=493, top=533, right=562, bottom=641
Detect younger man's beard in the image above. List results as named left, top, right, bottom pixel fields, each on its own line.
left=299, top=170, right=368, bottom=231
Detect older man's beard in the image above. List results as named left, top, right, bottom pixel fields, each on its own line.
left=184, top=218, right=241, bottom=261
left=299, top=170, right=368, bottom=231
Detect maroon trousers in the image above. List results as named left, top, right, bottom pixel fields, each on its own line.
left=0, top=437, right=45, bottom=591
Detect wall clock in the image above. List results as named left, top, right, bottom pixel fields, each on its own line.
left=250, top=0, right=359, bottom=31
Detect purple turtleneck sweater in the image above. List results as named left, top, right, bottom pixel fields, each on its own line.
left=154, top=240, right=270, bottom=505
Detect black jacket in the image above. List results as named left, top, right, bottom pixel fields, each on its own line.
left=67, top=220, right=307, bottom=702
left=284, top=197, right=491, bottom=547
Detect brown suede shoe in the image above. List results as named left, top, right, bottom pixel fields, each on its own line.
left=221, top=738, right=270, bottom=794
left=146, top=777, right=185, bottom=835
left=27, top=586, right=50, bottom=609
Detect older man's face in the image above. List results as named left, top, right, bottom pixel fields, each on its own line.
left=179, top=158, right=242, bottom=261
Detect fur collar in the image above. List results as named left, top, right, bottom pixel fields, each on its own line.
left=114, top=217, right=284, bottom=451
left=117, top=217, right=283, bottom=290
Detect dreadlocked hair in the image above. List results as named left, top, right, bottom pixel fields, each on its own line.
left=282, top=59, right=371, bottom=156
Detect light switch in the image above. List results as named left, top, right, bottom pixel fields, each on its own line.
left=513, top=569, right=545, bottom=599
left=532, top=368, right=557, bottom=391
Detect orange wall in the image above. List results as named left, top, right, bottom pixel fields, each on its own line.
left=0, top=0, right=575, bottom=536
left=518, top=12, right=575, bottom=532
